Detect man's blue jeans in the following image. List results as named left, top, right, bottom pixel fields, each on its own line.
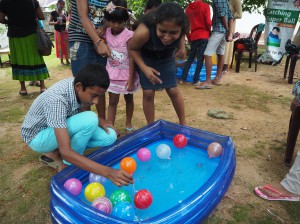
left=69, top=41, right=107, bottom=76
left=181, top=39, right=208, bottom=83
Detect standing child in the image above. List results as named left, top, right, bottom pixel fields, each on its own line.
left=104, top=0, right=139, bottom=134
left=49, top=0, right=70, bottom=66
left=128, top=2, right=188, bottom=125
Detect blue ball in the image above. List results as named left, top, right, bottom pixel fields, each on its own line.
left=111, top=202, right=135, bottom=221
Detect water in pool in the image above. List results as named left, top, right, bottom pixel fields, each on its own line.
left=77, top=139, right=220, bottom=221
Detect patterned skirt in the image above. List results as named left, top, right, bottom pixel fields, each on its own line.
left=55, top=30, right=70, bottom=59
left=9, top=33, right=49, bottom=81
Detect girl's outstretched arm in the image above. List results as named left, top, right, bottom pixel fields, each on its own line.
left=128, top=24, right=162, bottom=85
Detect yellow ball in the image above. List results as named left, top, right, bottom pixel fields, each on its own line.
left=84, top=182, right=105, bottom=202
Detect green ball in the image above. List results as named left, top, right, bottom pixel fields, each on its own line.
left=110, top=189, right=131, bottom=206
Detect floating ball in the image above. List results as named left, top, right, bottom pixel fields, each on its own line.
left=120, top=157, right=137, bottom=174
left=134, top=189, right=153, bottom=209
left=110, top=189, right=131, bottom=206
left=84, top=182, right=105, bottom=202
left=207, top=142, right=223, bottom=158
left=156, top=144, right=171, bottom=159
left=137, top=148, right=151, bottom=162
left=111, top=202, right=135, bottom=221
left=89, top=173, right=107, bottom=184
left=64, top=178, right=82, bottom=196
left=92, top=197, right=112, bottom=214
left=173, top=134, right=188, bottom=148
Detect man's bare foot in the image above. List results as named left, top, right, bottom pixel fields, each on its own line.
left=258, top=183, right=299, bottom=197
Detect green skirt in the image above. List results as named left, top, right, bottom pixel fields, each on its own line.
left=9, top=33, right=49, bottom=81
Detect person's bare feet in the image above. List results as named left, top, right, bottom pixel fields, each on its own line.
left=211, top=78, right=221, bottom=86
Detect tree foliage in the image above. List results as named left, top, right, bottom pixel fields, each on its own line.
left=127, top=0, right=268, bottom=19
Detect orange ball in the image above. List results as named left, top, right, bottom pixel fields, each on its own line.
left=120, top=157, right=137, bottom=174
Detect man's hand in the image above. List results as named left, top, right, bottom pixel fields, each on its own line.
left=95, top=42, right=111, bottom=58
left=98, top=117, right=114, bottom=133
left=226, top=31, right=233, bottom=42
left=107, top=167, right=134, bottom=187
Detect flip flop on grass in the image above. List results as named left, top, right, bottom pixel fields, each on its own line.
left=39, top=154, right=64, bottom=171
left=195, top=85, right=212, bottom=90
left=254, top=184, right=300, bottom=201
left=125, top=127, right=135, bottom=134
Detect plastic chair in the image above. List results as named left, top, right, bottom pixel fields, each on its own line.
left=230, top=24, right=265, bottom=73
left=283, top=53, right=300, bottom=84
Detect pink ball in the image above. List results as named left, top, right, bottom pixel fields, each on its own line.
left=92, top=197, right=112, bottom=214
left=137, top=148, right=151, bottom=162
left=64, top=178, right=82, bottom=196
left=207, top=142, right=223, bottom=158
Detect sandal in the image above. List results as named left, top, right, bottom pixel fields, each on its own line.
left=39, top=154, right=64, bottom=171
left=40, top=88, right=47, bottom=94
left=28, top=81, right=35, bottom=86
left=19, top=90, right=28, bottom=96
left=35, top=81, right=41, bottom=87
left=125, top=127, right=135, bottom=134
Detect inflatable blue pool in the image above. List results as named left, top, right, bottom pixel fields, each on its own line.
left=50, top=120, right=235, bottom=223
left=176, top=60, right=217, bottom=82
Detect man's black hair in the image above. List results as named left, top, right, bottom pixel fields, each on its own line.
left=74, top=64, right=110, bottom=90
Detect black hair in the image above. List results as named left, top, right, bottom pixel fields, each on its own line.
left=145, top=0, right=161, bottom=11
left=104, top=0, right=129, bottom=22
left=272, top=27, right=280, bottom=32
left=155, top=2, right=189, bottom=34
left=74, top=64, right=110, bottom=90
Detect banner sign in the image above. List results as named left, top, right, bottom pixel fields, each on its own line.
left=258, top=0, right=300, bottom=64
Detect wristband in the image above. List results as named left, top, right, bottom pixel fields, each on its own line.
left=94, top=38, right=105, bottom=48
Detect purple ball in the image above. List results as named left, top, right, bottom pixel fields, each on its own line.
left=64, top=178, right=82, bottom=196
left=137, top=148, right=151, bottom=162
left=89, top=173, right=107, bottom=184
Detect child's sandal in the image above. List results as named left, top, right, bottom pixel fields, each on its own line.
left=125, top=127, right=135, bottom=134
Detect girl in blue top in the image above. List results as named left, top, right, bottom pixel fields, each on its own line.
left=129, top=2, right=188, bottom=125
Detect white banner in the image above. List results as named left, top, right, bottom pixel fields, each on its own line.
left=258, top=0, right=300, bottom=64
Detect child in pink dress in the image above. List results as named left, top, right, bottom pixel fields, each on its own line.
left=104, top=0, right=139, bottom=134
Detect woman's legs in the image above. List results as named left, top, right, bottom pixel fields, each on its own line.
left=39, top=80, right=46, bottom=92
left=143, top=89, right=155, bottom=124
left=20, top=81, right=27, bottom=92
left=124, top=94, right=134, bottom=129
left=107, top=92, right=120, bottom=126
left=165, top=87, right=186, bottom=125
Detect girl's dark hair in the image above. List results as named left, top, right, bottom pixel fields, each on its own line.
left=155, top=2, right=189, bottom=34
left=272, top=27, right=280, bottom=32
left=145, top=0, right=161, bottom=11
left=104, top=0, right=129, bottom=22
left=74, top=64, right=110, bottom=90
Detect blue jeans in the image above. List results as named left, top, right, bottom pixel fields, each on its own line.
left=69, top=41, right=107, bottom=76
left=29, top=111, right=117, bottom=163
left=181, top=39, right=208, bottom=83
